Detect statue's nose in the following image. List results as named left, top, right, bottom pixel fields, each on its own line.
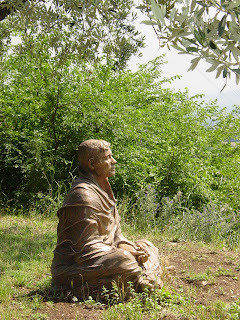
left=112, top=157, right=117, bottom=164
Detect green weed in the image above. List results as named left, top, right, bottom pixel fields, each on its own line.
left=215, top=267, right=235, bottom=277
left=186, top=267, right=213, bottom=282
left=159, top=194, right=240, bottom=248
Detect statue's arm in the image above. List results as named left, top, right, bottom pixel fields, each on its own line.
left=113, top=208, right=149, bottom=263
left=56, top=206, right=114, bottom=260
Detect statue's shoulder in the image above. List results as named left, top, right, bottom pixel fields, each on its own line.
left=63, top=177, right=100, bottom=207
left=71, top=177, right=99, bottom=194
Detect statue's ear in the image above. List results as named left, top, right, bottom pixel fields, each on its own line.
left=88, top=158, right=95, bottom=171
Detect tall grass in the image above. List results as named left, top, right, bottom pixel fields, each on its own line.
left=118, top=186, right=240, bottom=248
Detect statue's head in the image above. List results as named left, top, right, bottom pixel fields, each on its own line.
left=78, top=139, right=116, bottom=178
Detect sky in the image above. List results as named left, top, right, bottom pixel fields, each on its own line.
left=129, top=11, right=240, bottom=110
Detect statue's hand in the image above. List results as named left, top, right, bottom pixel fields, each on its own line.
left=118, top=243, right=137, bottom=254
left=135, top=252, right=149, bottom=264
left=118, top=243, right=149, bottom=264
left=135, top=244, right=149, bottom=264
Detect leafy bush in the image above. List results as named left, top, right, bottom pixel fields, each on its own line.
left=158, top=193, right=240, bottom=247
left=1, top=37, right=240, bottom=213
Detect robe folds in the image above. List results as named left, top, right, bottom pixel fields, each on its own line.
left=51, top=175, right=162, bottom=298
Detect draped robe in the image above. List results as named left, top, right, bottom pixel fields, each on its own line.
left=51, top=174, right=162, bottom=298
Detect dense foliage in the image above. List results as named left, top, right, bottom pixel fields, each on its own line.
left=1, top=0, right=240, bottom=81
left=1, top=37, right=239, bottom=211
left=0, top=0, right=144, bottom=70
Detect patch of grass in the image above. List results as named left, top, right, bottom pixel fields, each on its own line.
left=215, top=267, right=235, bottom=277
left=195, top=300, right=240, bottom=320
left=192, top=254, right=208, bottom=262
left=184, top=266, right=238, bottom=284
left=102, top=288, right=240, bottom=320
left=101, top=284, right=240, bottom=320
left=31, top=313, right=48, bottom=320
left=1, top=211, right=240, bottom=320
left=235, top=262, right=240, bottom=271
left=186, top=267, right=213, bottom=282
left=0, top=212, right=57, bottom=319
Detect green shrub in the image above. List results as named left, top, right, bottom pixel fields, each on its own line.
left=1, top=36, right=240, bottom=213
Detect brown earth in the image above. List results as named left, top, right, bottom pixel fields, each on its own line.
left=161, top=240, right=240, bottom=305
left=31, top=241, right=240, bottom=320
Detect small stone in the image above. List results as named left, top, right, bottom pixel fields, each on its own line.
left=166, top=265, right=176, bottom=272
left=72, top=296, right=78, bottom=302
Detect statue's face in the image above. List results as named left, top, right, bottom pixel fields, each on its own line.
left=92, top=148, right=117, bottom=178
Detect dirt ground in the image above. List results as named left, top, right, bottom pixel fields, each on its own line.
left=161, top=241, right=240, bottom=303
left=34, top=241, right=240, bottom=320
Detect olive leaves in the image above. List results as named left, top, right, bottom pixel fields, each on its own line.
left=0, top=0, right=143, bottom=70
left=140, top=0, right=240, bottom=83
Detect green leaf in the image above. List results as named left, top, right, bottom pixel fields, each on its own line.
left=227, top=0, right=240, bottom=10
left=150, top=0, right=166, bottom=24
left=172, top=43, right=186, bottom=52
left=140, top=20, right=159, bottom=25
left=196, top=7, right=205, bottom=17
left=190, top=0, right=197, bottom=12
left=169, top=8, right=176, bottom=23
left=215, top=66, right=223, bottom=79
left=196, top=1, right=209, bottom=7
left=231, top=68, right=240, bottom=75
left=218, top=15, right=227, bottom=37
left=236, top=73, right=240, bottom=85
left=188, top=57, right=201, bottom=71
left=206, top=62, right=219, bottom=72
left=209, top=41, right=217, bottom=49
left=186, top=46, right=199, bottom=52
left=194, top=29, right=203, bottom=45
left=223, top=67, right=228, bottom=78
left=136, top=5, right=147, bottom=10
left=230, top=46, right=240, bottom=61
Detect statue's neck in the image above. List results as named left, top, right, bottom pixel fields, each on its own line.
left=79, top=171, right=115, bottom=201
left=96, top=178, right=114, bottom=199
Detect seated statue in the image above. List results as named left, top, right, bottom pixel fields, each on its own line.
left=51, top=139, right=163, bottom=299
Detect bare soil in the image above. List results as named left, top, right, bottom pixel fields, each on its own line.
left=32, top=241, right=240, bottom=320
left=161, top=241, right=240, bottom=305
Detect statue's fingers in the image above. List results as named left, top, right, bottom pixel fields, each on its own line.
left=141, top=255, right=148, bottom=263
left=132, top=250, right=145, bottom=256
left=143, top=255, right=149, bottom=263
left=138, top=255, right=143, bottom=264
left=137, top=254, right=148, bottom=264
left=137, top=244, right=148, bottom=255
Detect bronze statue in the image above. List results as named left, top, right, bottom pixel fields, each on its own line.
left=51, top=139, right=162, bottom=298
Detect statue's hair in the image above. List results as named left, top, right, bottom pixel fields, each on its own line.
left=78, top=139, right=110, bottom=173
